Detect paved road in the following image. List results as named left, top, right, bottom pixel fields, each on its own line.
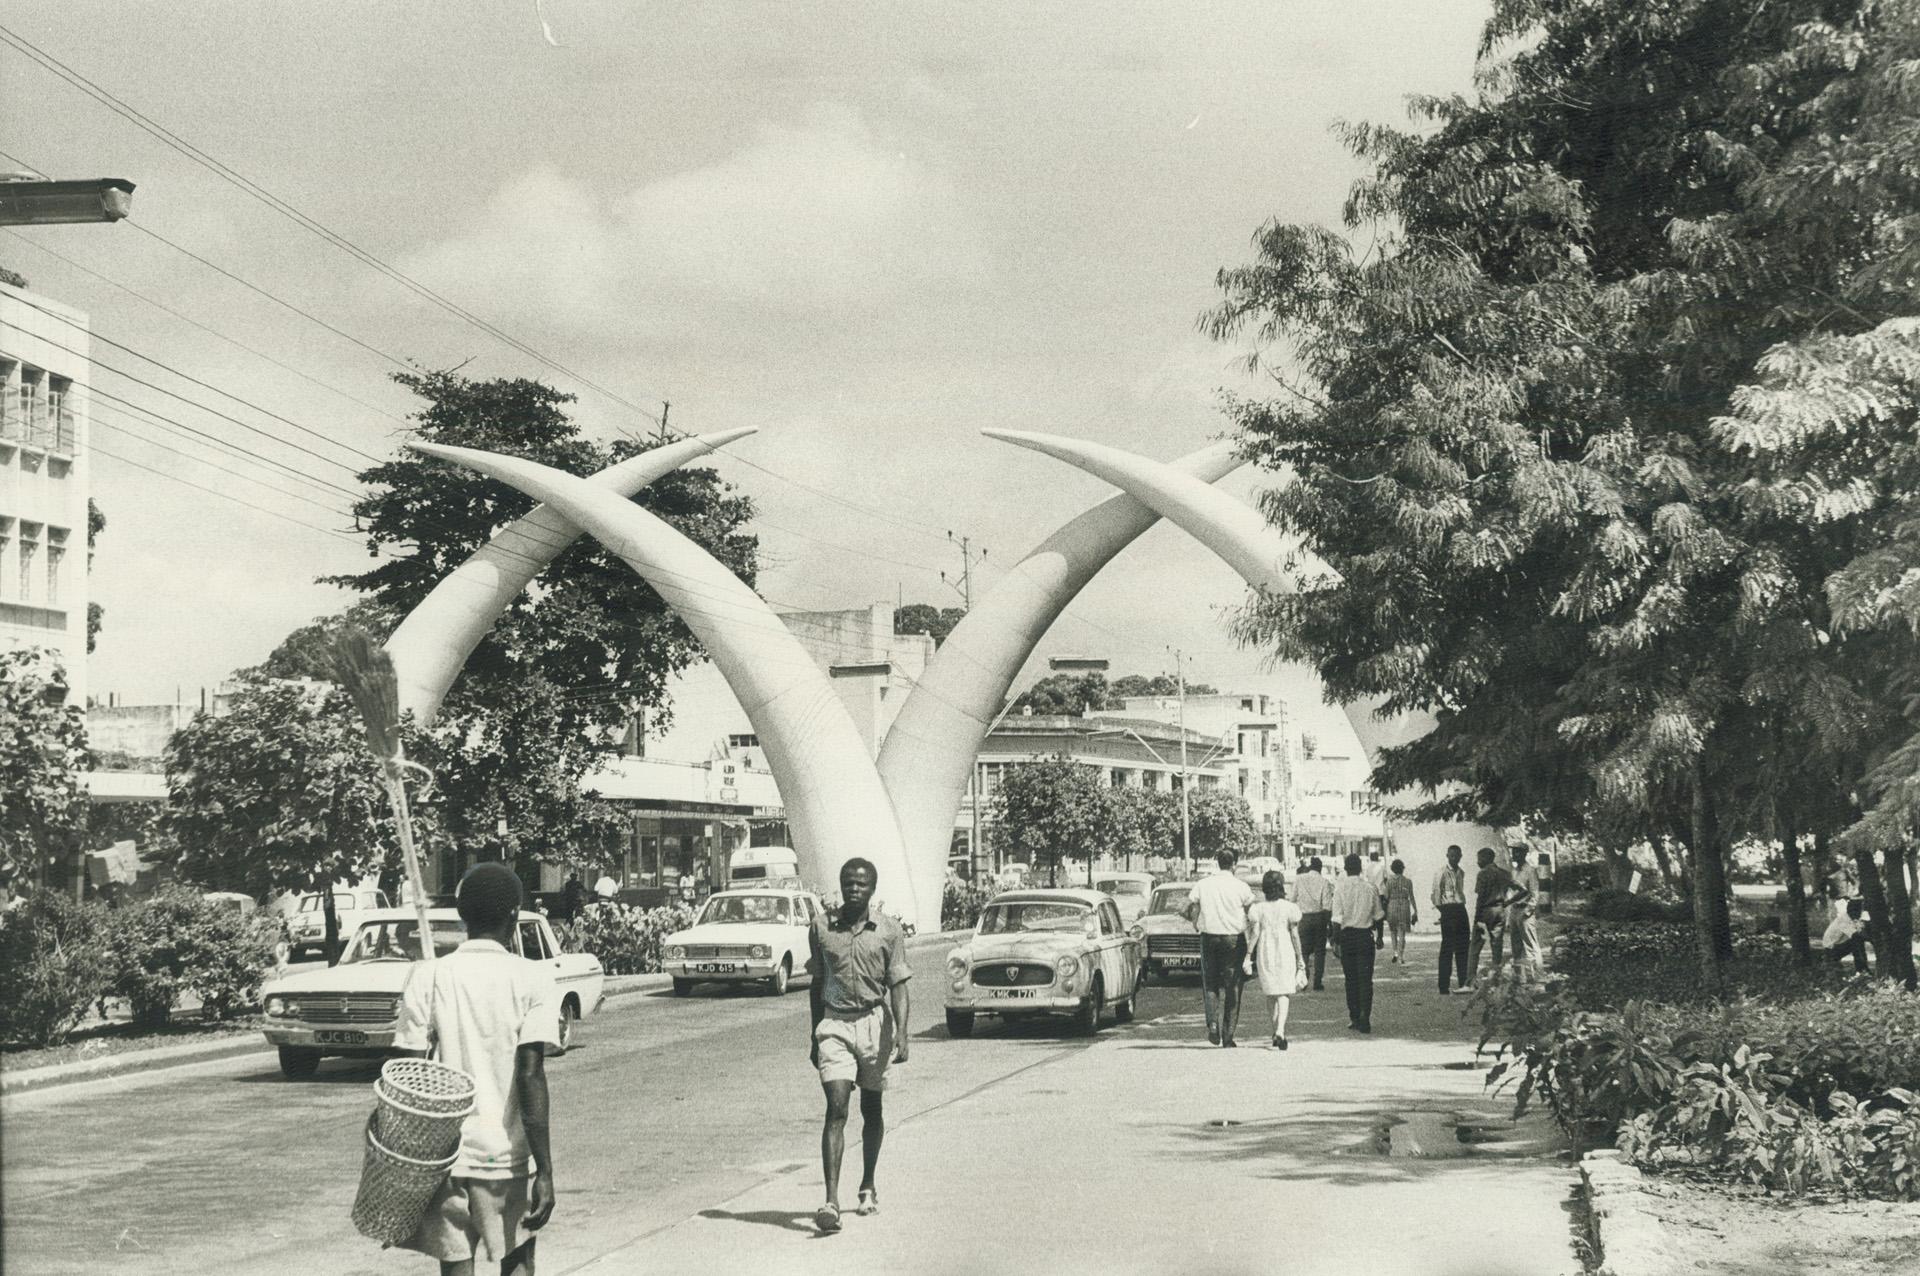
left=3, top=936, right=1574, bottom=1276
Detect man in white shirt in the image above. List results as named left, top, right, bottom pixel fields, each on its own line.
left=1292, top=858, right=1335, bottom=991
left=1363, top=851, right=1388, bottom=950
left=592, top=872, right=618, bottom=902
left=1185, top=850, right=1256, bottom=1047
left=1822, top=899, right=1872, bottom=973
left=1331, top=853, right=1384, bottom=1033
left=1508, top=847, right=1542, bottom=981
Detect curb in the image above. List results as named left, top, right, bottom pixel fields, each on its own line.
left=1579, top=1149, right=1678, bottom=1275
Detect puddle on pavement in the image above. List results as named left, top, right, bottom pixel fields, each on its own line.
left=1374, top=1109, right=1533, bottom=1159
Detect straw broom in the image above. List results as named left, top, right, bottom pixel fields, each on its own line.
left=326, top=627, right=438, bottom=962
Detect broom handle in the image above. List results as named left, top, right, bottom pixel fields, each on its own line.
left=387, top=746, right=437, bottom=963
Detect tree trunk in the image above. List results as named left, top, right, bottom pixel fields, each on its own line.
left=1649, top=836, right=1680, bottom=897
left=322, top=888, right=341, bottom=967
left=1777, top=799, right=1811, bottom=964
left=1688, top=766, right=1730, bottom=988
left=1879, top=840, right=1917, bottom=990
left=1850, top=840, right=1898, bottom=980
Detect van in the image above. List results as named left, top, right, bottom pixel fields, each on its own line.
left=728, top=845, right=802, bottom=891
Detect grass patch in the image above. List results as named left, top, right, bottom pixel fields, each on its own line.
left=1, top=1014, right=264, bottom=1073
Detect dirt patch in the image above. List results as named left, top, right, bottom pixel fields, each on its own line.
left=1626, top=1175, right=1920, bottom=1274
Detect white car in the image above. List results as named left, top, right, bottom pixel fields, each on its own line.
left=1092, top=872, right=1157, bottom=926
left=284, top=887, right=391, bottom=962
left=944, top=889, right=1142, bottom=1037
left=662, top=887, right=823, bottom=996
left=260, top=909, right=605, bottom=1079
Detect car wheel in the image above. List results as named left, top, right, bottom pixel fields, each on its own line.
left=552, top=998, right=577, bottom=1055
left=278, top=1046, right=320, bottom=1080
left=945, top=1009, right=975, bottom=1039
left=1071, top=976, right=1103, bottom=1035
left=1114, top=985, right=1136, bottom=1023
left=1137, top=961, right=1153, bottom=988
left=671, top=978, right=694, bottom=997
left=767, top=956, right=792, bottom=996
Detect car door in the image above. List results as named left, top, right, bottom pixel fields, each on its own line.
left=1098, top=900, right=1137, bottom=997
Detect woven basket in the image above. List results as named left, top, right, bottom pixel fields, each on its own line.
left=350, top=1114, right=458, bottom=1247
left=372, top=1059, right=475, bottom=1162
left=378, top=1057, right=476, bottom=1115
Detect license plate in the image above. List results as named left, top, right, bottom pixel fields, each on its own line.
left=1162, top=957, right=1199, bottom=968
left=316, top=1030, right=367, bottom=1045
left=693, top=962, right=742, bottom=974
left=992, top=988, right=1040, bottom=999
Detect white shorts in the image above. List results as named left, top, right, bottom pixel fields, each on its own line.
left=814, top=1004, right=894, bottom=1091
left=403, top=1174, right=531, bottom=1263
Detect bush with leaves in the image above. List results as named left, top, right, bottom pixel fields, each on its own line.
left=555, top=901, right=695, bottom=975
left=0, top=891, right=111, bottom=1046
left=103, top=888, right=283, bottom=1027
left=942, top=880, right=991, bottom=932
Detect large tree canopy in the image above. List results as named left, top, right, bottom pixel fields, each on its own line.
left=1205, top=0, right=1920, bottom=983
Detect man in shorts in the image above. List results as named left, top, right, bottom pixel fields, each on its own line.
left=1186, top=850, right=1256, bottom=1047
left=807, top=857, right=911, bottom=1234
left=394, top=861, right=559, bottom=1276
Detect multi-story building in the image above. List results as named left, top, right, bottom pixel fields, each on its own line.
left=1, top=280, right=91, bottom=706
left=1096, top=691, right=1290, bottom=852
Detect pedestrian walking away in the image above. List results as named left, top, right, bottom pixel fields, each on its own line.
left=1383, top=859, right=1416, bottom=965
left=1186, top=850, right=1256, bottom=1046
left=1507, top=847, right=1542, bottom=981
left=807, top=858, right=911, bottom=1234
left=1364, top=850, right=1388, bottom=950
left=1243, top=871, right=1305, bottom=1050
left=1292, top=857, right=1334, bottom=991
left=1331, top=853, right=1382, bottom=1033
left=1431, top=845, right=1471, bottom=995
left=392, top=862, right=560, bottom=1276
left=1463, top=847, right=1515, bottom=990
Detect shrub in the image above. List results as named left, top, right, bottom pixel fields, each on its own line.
left=104, top=888, right=282, bottom=1027
left=0, top=891, right=111, bottom=1046
left=558, top=900, right=694, bottom=975
left=942, top=880, right=989, bottom=931
left=1586, top=889, right=1689, bottom=924
left=1551, top=921, right=1835, bottom=1010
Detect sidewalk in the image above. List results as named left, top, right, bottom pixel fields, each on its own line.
left=574, top=940, right=1583, bottom=1276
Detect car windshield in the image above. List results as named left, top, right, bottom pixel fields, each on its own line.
left=698, top=895, right=790, bottom=926
left=1147, top=886, right=1192, bottom=915
left=343, top=920, right=466, bottom=962
left=979, top=902, right=1089, bottom=934
left=1096, top=879, right=1148, bottom=897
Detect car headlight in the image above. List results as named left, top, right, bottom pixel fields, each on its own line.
left=946, top=951, right=969, bottom=976
left=1056, top=955, right=1079, bottom=980
left=265, top=996, right=288, bottom=1017
left=665, top=945, right=685, bottom=961
left=750, top=944, right=771, bottom=960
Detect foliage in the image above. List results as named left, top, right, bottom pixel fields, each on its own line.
left=1106, top=786, right=1182, bottom=866
left=0, top=891, right=110, bottom=1046
left=1554, top=920, right=1850, bottom=1010
left=86, top=499, right=105, bottom=653
left=553, top=900, right=695, bottom=975
left=102, top=887, right=285, bottom=1027
left=989, top=756, right=1109, bottom=883
left=1203, top=0, right=1920, bottom=988
left=1008, top=671, right=1219, bottom=715
left=0, top=651, right=90, bottom=889
left=942, top=879, right=991, bottom=931
left=1185, top=787, right=1260, bottom=862
left=893, top=603, right=966, bottom=647
left=1109, top=673, right=1218, bottom=699
left=1585, top=889, right=1691, bottom=925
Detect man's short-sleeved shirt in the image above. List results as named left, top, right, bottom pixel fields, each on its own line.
left=394, top=937, right=561, bottom=1179
left=1189, top=870, right=1256, bottom=936
left=1293, top=871, right=1334, bottom=914
left=1363, top=859, right=1387, bottom=891
left=1511, top=864, right=1540, bottom=908
left=1332, top=874, right=1383, bottom=928
left=1474, top=864, right=1515, bottom=919
left=807, top=908, right=911, bottom=1013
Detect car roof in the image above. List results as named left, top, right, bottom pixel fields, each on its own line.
left=353, top=908, right=470, bottom=924
left=1093, top=871, right=1155, bottom=883
left=986, top=889, right=1108, bottom=907
left=704, top=887, right=814, bottom=899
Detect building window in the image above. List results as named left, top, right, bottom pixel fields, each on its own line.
left=18, top=523, right=40, bottom=603
left=1240, top=698, right=1254, bottom=711
left=0, top=518, right=11, bottom=601
left=727, top=733, right=759, bottom=749
left=45, top=530, right=65, bottom=606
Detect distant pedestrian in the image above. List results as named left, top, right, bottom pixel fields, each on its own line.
left=1364, top=850, right=1388, bottom=950
left=1292, top=857, right=1334, bottom=991
left=1185, top=850, right=1256, bottom=1047
left=1243, top=871, right=1305, bottom=1050
left=1431, top=846, right=1470, bottom=995
left=1463, top=847, right=1515, bottom=990
left=1507, top=847, right=1541, bottom=981
left=1331, top=853, right=1382, bottom=1033
left=592, top=871, right=618, bottom=902
left=807, top=858, right=911, bottom=1234
left=561, top=873, right=584, bottom=922
left=393, top=862, right=559, bottom=1275
left=1822, top=899, right=1873, bottom=973
left=1383, top=859, right=1416, bottom=965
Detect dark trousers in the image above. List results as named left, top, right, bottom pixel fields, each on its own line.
left=1299, top=911, right=1331, bottom=988
left=1373, top=901, right=1386, bottom=949
left=1338, top=926, right=1375, bottom=1028
left=1438, top=903, right=1470, bottom=992
left=1828, top=931, right=1872, bottom=973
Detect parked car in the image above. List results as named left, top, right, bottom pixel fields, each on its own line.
left=661, top=887, right=823, bottom=996
left=285, top=887, right=391, bottom=962
left=944, top=889, right=1141, bottom=1038
left=1091, top=871, right=1156, bottom=926
left=1133, top=881, right=1201, bottom=983
left=201, top=891, right=258, bottom=917
left=260, top=908, right=604, bottom=1079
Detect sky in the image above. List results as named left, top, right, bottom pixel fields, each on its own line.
left=1, top=0, right=1490, bottom=730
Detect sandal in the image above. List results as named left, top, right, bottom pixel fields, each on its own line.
left=815, top=1202, right=842, bottom=1233
left=856, top=1188, right=879, bottom=1216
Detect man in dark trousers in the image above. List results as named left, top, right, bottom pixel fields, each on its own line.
left=1430, top=845, right=1471, bottom=995
left=1292, top=857, right=1334, bottom=991
left=806, top=858, right=911, bottom=1234
left=1330, top=853, right=1383, bottom=1033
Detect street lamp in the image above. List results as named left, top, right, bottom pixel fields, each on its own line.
left=0, top=176, right=136, bottom=225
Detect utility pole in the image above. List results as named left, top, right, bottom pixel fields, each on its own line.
left=660, top=400, right=671, bottom=438
left=1171, top=646, right=1193, bottom=874
left=941, top=531, right=986, bottom=609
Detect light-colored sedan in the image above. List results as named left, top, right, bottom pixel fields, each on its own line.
left=943, top=889, right=1141, bottom=1038
left=1134, top=881, right=1201, bottom=983
left=260, top=909, right=605, bottom=1079
left=661, top=887, right=823, bottom=996
left=1092, top=871, right=1156, bottom=926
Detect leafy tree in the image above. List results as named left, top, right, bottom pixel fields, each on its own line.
left=989, top=756, right=1107, bottom=886
left=1109, top=673, right=1218, bottom=699
left=1011, top=672, right=1114, bottom=717
left=161, top=674, right=412, bottom=963
left=1106, top=785, right=1181, bottom=868
left=893, top=603, right=966, bottom=647
left=0, top=651, right=89, bottom=890
left=1186, top=788, right=1259, bottom=865
left=1204, top=0, right=1920, bottom=988
left=86, top=499, right=105, bottom=654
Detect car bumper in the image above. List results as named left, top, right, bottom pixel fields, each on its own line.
left=947, top=989, right=1083, bottom=1013
left=667, top=961, right=782, bottom=981
left=262, top=1024, right=399, bottom=1050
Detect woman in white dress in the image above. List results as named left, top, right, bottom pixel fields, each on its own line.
left=1243, top=871, right=1306, bottom=1050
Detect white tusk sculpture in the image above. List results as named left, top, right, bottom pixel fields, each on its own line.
left=877, top=440, right=1242, bottom=925
left=386, top=428, right=756, bottom=725
left=983, top=428, right=1507, bottom=880
left=410, top=442, right=920, bottom=928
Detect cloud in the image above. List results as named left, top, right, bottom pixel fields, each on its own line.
left=398, top=112, right=983, bottom=343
